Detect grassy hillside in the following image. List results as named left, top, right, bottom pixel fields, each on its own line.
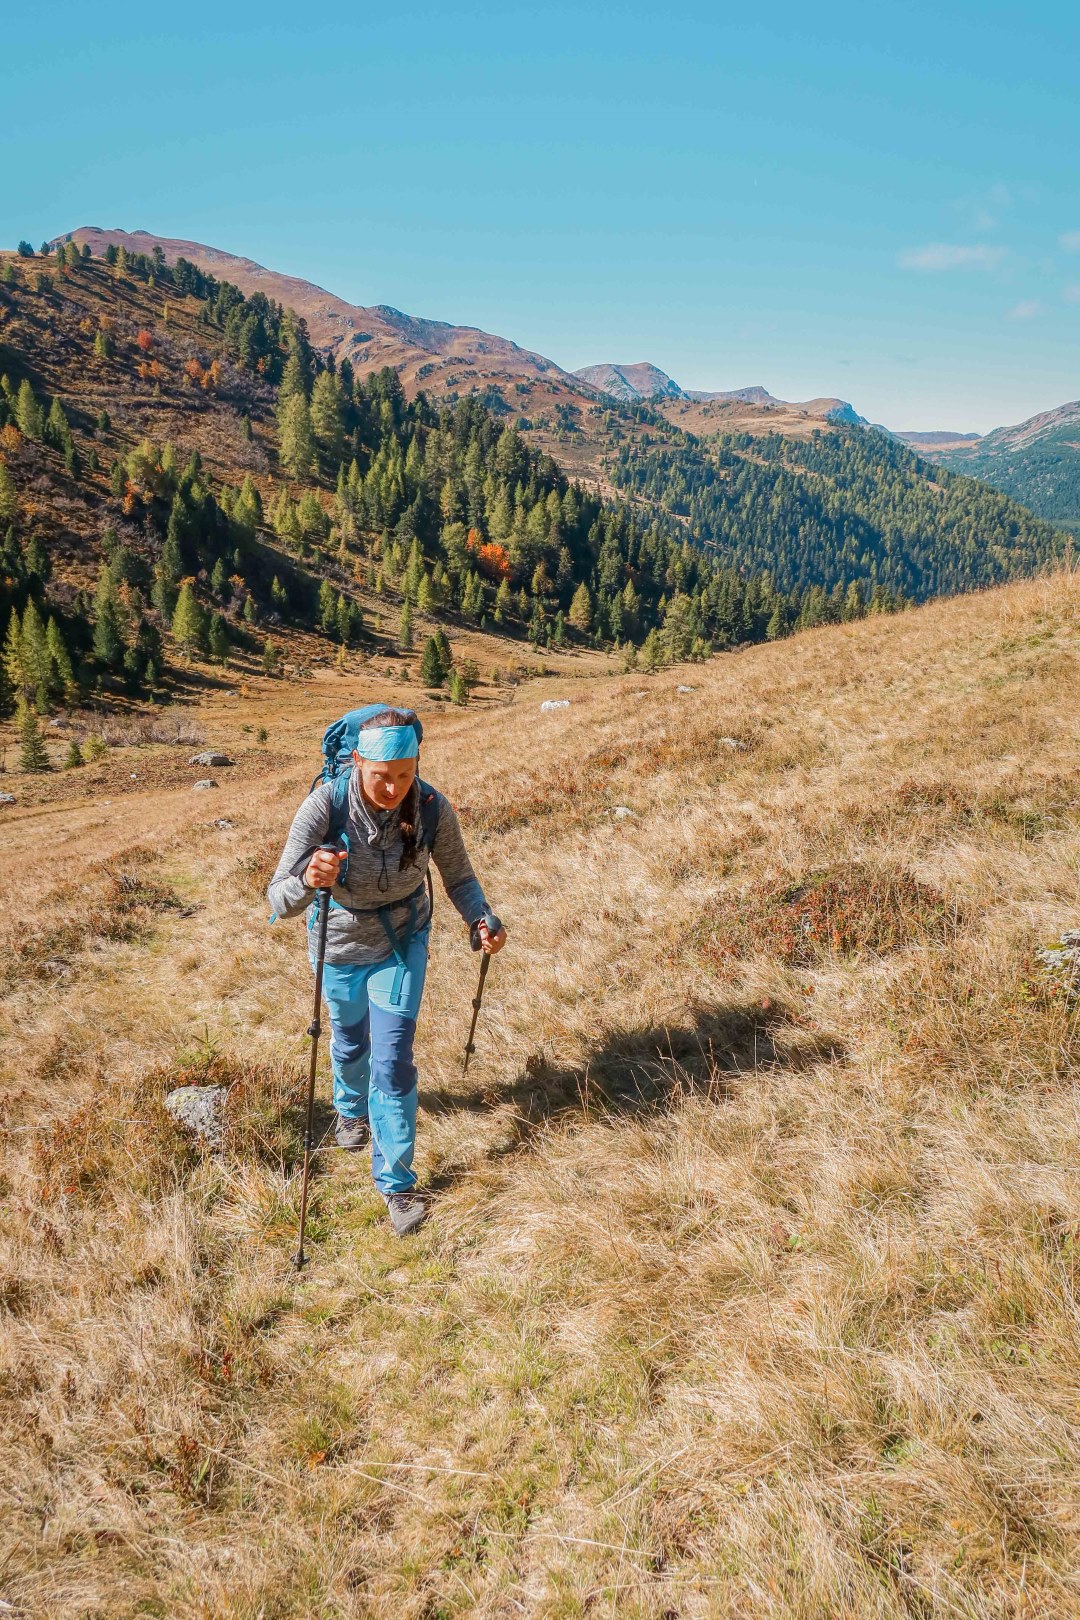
left=1, top=567, right=1079, bottom=1615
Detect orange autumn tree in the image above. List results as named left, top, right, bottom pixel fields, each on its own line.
left=466, top=528, right=510, bottom=581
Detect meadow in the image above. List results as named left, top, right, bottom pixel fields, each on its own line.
left=1, top=569, right=1078, bottom=1618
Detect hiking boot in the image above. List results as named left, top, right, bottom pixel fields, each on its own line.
left=385, top=1190, right=428, bottom=1238
left=335, top=1113, right=370, bottom=1152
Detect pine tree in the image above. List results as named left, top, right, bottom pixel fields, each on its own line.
left=171, top=581, right=207, bottom=657
left=0, top=626, right=14, bottom=718
left=0, top=458, right=17, bottom=523
left=17, top=701, right=49, bottom=771
left=208, top=612, right=230, bottom=665
left=262, top=637, right=280, bottom=675
left=64, top=737, right=84, bottom=768
left=310, top=371, right=345, bottom=460
left=20, top=598, right=50, bottom=693
left=568, top=581, right=593, bottom=633
left=433, top=628, right=452, bottom=673
left=3, top=608, right=25, bottom=697
left=278, top=393, right=315, bottom=477
left=92, top=571, right=124, bottom=669
left=448, top=668, right=467, bottom=706
left=15, top=379, right=44, bottom=440
left=210, top=557, right=227, bottom=596
left=46, top=617, right=74, bottom=698
left=318, top=578, right=337, bottom=631
left=335, top=594, right=355, bottom=645
left=398, top=598, right=413, bottom=652
left=45, top=397, right=72, bottom=455
left=419, top=635, right=446, bottom=688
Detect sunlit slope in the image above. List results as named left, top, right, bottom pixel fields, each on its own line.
left=2, top=568, right=1079, bottom=1617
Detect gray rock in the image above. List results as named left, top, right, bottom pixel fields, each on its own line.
left=193, top=778, right=218, bottom=791
left=0, top=793, right=14, bottom=806
left=677, top=684, right=695, bottom=693
left=165, top=1085, right=227, bottom=1147
left=612, top=805, right=636, bottom=820
left=189, top=751, right=232, bottom=767
left=212, top=818, right=235, bottom=829
left=720, top=736, right=749, bottom=751
left=540, top=699, right=571, bottom=711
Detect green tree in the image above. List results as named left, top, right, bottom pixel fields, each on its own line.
left=15, top=379, right=44, bottom=440
left=2, top=609, right=24, bottom=697
left=262, top=637, right=280, bottom=675
left=335, top=593, right=355, bottom=645
left=19, top=598, right=51, bottom=693
left=208, top=612, right=230, bottom=665
left=278, top=393, right=315, bottom=477
left=568, top=580, right=593, bottom=633
left=171, top=581, right=207, bottom=657
left=64, top=737, right=84, bottom=768
left=398, top=598, right=414, bottom=652
left=17, top=701, right=49, bottom=771
left=448, top=668, right=467, bottom=705
left=92, top=570, right=125, bottom=669
left=0, top=458, right=19, bottom=523
left=419, top=635, right=446, bottom=688
left=46, top=617, right=75, bottom=699
left=310, top=371, right=346, bottom=460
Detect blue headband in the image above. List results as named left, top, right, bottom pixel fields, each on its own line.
left=354, top=725, right=419, bottom=761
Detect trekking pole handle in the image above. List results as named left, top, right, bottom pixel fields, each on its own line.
left=470, top=910, right=503, bottom=951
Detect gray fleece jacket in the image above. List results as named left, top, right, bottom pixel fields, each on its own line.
left=267, top=770, right=488, bottom=966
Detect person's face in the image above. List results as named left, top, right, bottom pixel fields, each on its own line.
left=354, top=751, right=417, bottom=810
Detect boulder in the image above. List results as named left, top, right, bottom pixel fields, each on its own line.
left=677, top=684, right=695, bottom=694
left=189, top=751, right=233, bottom=767
left=1036, top=930, right=1080, bottom=999
left=165, top=1085, right=227, bottom=1147
left=0, top=793, right=14, bottom=806
left=612, top=806, right=636, bottom=820
left=720, top=736, right=749, bottom=752
left=540, top=699, right=571, bottom=712
left=193, top=778, right=218, bottom=791
left=212, top=818, right=235, bottom=830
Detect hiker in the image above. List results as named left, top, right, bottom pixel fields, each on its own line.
left=267, top=705, right=506, bottom=1237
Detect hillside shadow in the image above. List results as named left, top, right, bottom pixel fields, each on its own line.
left=419, top=997, right=844, bottom=1194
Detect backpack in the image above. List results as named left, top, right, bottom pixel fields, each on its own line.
left=313, top=702, right=441, bottom=860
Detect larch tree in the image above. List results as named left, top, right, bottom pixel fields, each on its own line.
left=171, top=581, right=207, bottom=658
left=279, top=393, right=315, bottom=478
left=568, top=580, right=593, bottom=633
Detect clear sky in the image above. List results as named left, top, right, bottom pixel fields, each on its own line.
left=4, top=1, right=1078, bottom=431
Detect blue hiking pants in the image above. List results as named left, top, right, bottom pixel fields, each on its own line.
left=314, top=926, right=429, bottom=1196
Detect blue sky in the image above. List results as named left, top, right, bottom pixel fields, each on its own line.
left=4, top=1, right=1078, bottom=431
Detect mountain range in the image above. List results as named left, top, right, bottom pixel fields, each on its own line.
left=51, top=230, right=1080, bottom=531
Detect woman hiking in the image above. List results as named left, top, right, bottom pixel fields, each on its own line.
left=267, top=704, right=506, bottom=1237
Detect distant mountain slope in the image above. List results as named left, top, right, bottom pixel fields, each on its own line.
left=931, top=401, right=1080, bottom=529
left=895, top=429, right=981, bottom=450
left=573, top=360, right=866, bottom=427
left=573, top=362, right=683, bottom=402
left=56, top=227, right=600, bottom=411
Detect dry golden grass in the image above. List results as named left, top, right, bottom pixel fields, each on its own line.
left=2, top=572, right=1080, bottom=1617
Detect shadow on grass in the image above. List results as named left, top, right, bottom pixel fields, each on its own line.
left=419, top=997, right=845, bottom=1194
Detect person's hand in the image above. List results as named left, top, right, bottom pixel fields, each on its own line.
left=477, top=918, right=507, bottom=955
left=304, top=848, right=343, bottom=889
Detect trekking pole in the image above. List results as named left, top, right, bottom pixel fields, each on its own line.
left=463, top=910, right=502, bottom=1073
left=294, top=861, right=336, bottom=1270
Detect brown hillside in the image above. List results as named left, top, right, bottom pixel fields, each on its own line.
left=0, top=250, right=611, bottom=700
left=58, top=227, right=602, bottom=422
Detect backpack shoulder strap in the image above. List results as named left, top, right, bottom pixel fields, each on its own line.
left=326, top=771, right=351, bottom=845
left=418, top=779, right=441, bottom=851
